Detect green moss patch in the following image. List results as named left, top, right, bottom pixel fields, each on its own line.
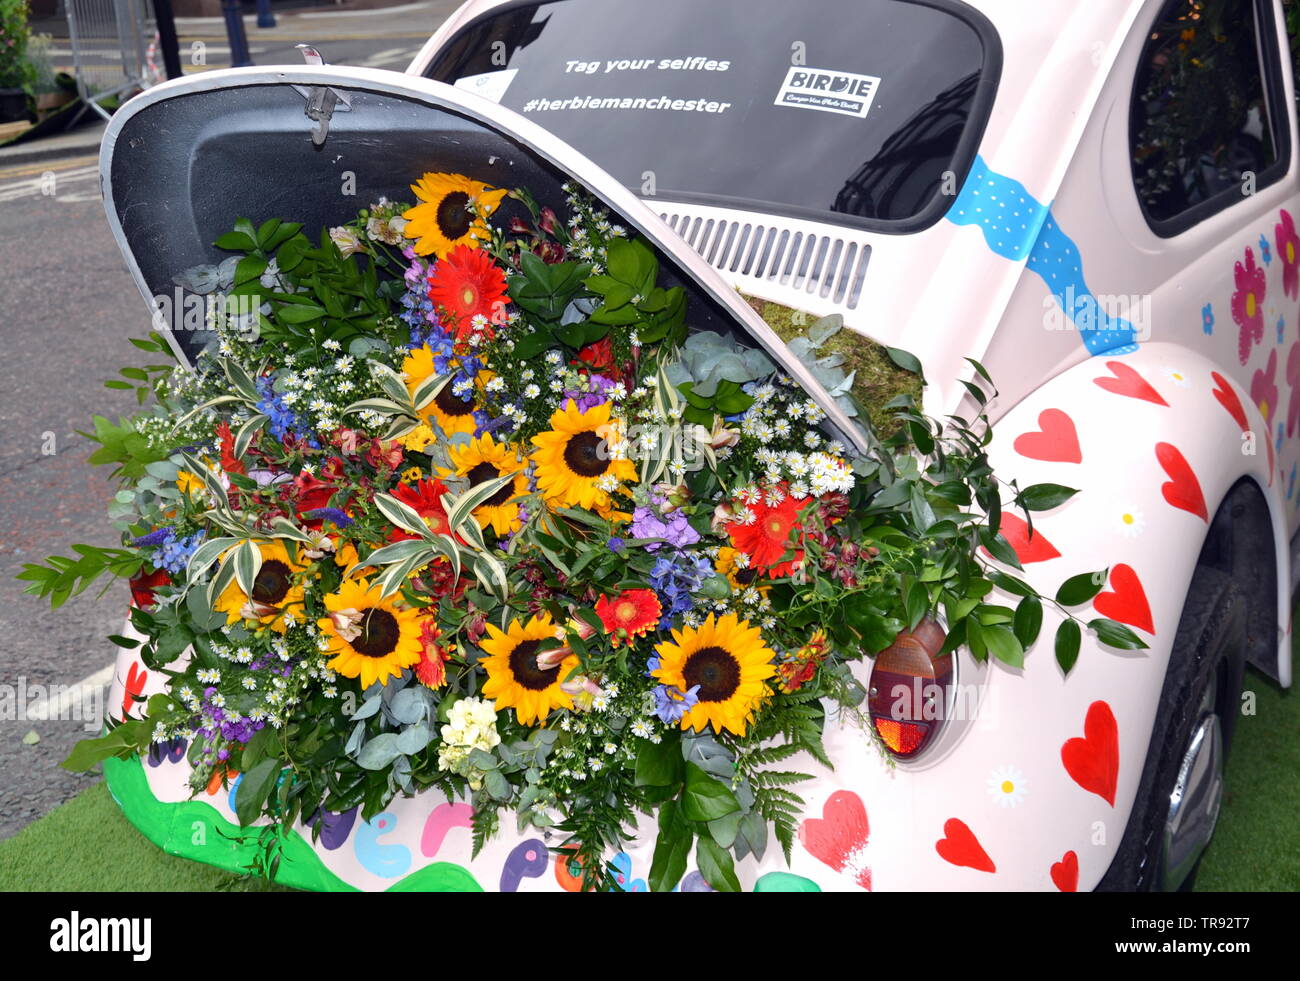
left=746, top=295, right=923, bottom=436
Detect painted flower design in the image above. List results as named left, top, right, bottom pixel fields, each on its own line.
left=1276, top=209, right=1300, bottom=299
left=1232, top=246, right=1266, bottom=364
left=1287, top=341, right=1300, bottom=438
left=1162, top=367, right=1190, bottom=387
left=1116, top=507, right=1146, bottom=538
left=1251, top=347, right=1279, bottom=424
left=986, top=765, right=1029, bottom=808
left=1201, top=303, right=1214, bottom=335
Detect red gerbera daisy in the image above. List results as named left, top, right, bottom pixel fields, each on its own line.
left=129, top=567, right=172, bottom=609
left=389, top=478, right=455, bottom=542
left=594, top=588, right=662, bottom=646
left=415, top=619, right=453, bottom=689
left=427, top=244, right=509, bottom=340
left=726, top=491, right=809, bottom=578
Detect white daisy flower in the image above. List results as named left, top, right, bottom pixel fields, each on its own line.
left=986, top=764, right=1029, bottom=807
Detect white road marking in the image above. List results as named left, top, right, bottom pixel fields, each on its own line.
left=358, top=46, right=420, bottom=67
left=0, top=165, right=99, bottom=203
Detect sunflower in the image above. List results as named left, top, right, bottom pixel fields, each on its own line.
left=317, top=578, right=424, bottom=689
left=531, top=400, right=637, bottom=514
left=402, top=346, right=481, bottom=439
left=651, top=613, right=776, bottom=736
left=388, top=477, right=455, bottom=542
left=403, top=172, right=507, bottom=259
left=441, top=434, right=530, bottom=536
left=428, top=244, right=509, bottom=339
left=594, top=589, right=661, bottom=647
left=214, top=540, right=307, bottom=633
left=333, top=542, right=376, bottom=579
left=480, top=614, right=578, bottom=726
left=715, top=546, right=770, bottom=596
left=726, top=492, right=809, bottom=578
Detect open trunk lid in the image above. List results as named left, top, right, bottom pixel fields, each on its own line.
left=99, top=65, right=868, bottom=452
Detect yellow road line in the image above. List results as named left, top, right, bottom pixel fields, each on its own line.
left=0, top=154, right=99, bottom=181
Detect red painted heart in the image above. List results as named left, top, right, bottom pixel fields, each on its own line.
left=1155, top=442, right=1208, bottom=521
left=1093, top=564, right=1155, bottom=635
left=1014, top=408, right=1082, bottom=464
left=994, top=513, right=1061, bottom=564
left=1061, top=700, right=1119, bottom=807
left=122, top=662, right=148, bottom=718
left=934, top=818, right=996, bottom=873
left=799, top=790, right=872, bottom=889
left=1094, top=361, right=1169, bottom=406
left=1211, top=371, right=1250, bottom=432
left=1050, top=850, right=1079, bottom=892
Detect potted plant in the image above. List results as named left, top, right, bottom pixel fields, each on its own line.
left=26, top=33, right=74, bottom=119
left=0, top=0, right=34, bottom=124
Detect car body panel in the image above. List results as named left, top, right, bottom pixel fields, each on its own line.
left=94, top=1, right=1296, bottom=890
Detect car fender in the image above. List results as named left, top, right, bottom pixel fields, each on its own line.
left=970, top=341, right=1288, bottom=887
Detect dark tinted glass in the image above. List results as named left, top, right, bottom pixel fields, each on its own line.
left=1130, top=0, right=1282, bottom=227
left=426, top=0, right=997, bottom=230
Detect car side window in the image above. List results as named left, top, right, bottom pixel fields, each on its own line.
left=1130, top=0, right=1291, bottom=235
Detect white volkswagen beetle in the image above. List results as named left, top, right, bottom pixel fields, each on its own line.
left=100, top=0, right=1295, bottom=890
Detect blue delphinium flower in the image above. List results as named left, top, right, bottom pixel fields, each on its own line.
left=255, top=375, right=319, bottom=448
left=607, top=536, right=626, bottom=554
left=653, top=683, right=700, bottom=724
left=154, top=529, right=206, bottom=574
left=648, top=551, right=713, bottom=629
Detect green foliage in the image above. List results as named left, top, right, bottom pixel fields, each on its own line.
left=81, top=414, right=170, bottom=480
left=16, top=545, right=142, bottom=609
left=586, top=238, right=687, bottom=346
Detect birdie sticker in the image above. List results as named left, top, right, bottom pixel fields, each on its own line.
left=774, top=66, right=881, bottom=119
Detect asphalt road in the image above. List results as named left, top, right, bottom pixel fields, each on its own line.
left=0, top=0, right=463, bottom=842
left=0, top=157, right=146, bottom=839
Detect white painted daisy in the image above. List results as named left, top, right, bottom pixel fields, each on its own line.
left=1117, top=507, right=1146, bottom=537
left=986, top=764, right=1029, bottom=807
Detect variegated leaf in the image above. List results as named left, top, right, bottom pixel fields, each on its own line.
left=232, top=539, right=262, bottom=598
left=233, top=413, right=269, bottom=459
left=374, top=493, right=436, bottom=540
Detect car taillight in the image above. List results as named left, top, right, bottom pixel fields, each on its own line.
left=867, top=619, right=953, bottom=760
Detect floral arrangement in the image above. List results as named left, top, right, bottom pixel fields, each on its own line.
left=22, top=170, right=1145, bottom=891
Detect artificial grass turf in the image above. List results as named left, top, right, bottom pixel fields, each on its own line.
left=0, top=780, right=274, bottom=892
left=1191, top=663, right=1299, bottom=891
left=0, top=660, right=1293, bottom=891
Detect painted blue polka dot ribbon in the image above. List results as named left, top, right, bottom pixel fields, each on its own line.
left=947, top=156, right=1138, bottom=355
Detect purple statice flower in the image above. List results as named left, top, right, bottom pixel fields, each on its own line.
left=131, top=528, right=172, bottom=547
left=648, top=551, right=713, bottom=629
left=653, top=683, right=700, bottom=724
left=302, top=507, right=353, bottom=528
left=630, top=506, right=700, bottom=552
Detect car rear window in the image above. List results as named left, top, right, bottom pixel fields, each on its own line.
left=425, top=0, right=1000, bottom=232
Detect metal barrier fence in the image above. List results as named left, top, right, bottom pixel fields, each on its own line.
left=65, top=0, right=161, bottom=121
